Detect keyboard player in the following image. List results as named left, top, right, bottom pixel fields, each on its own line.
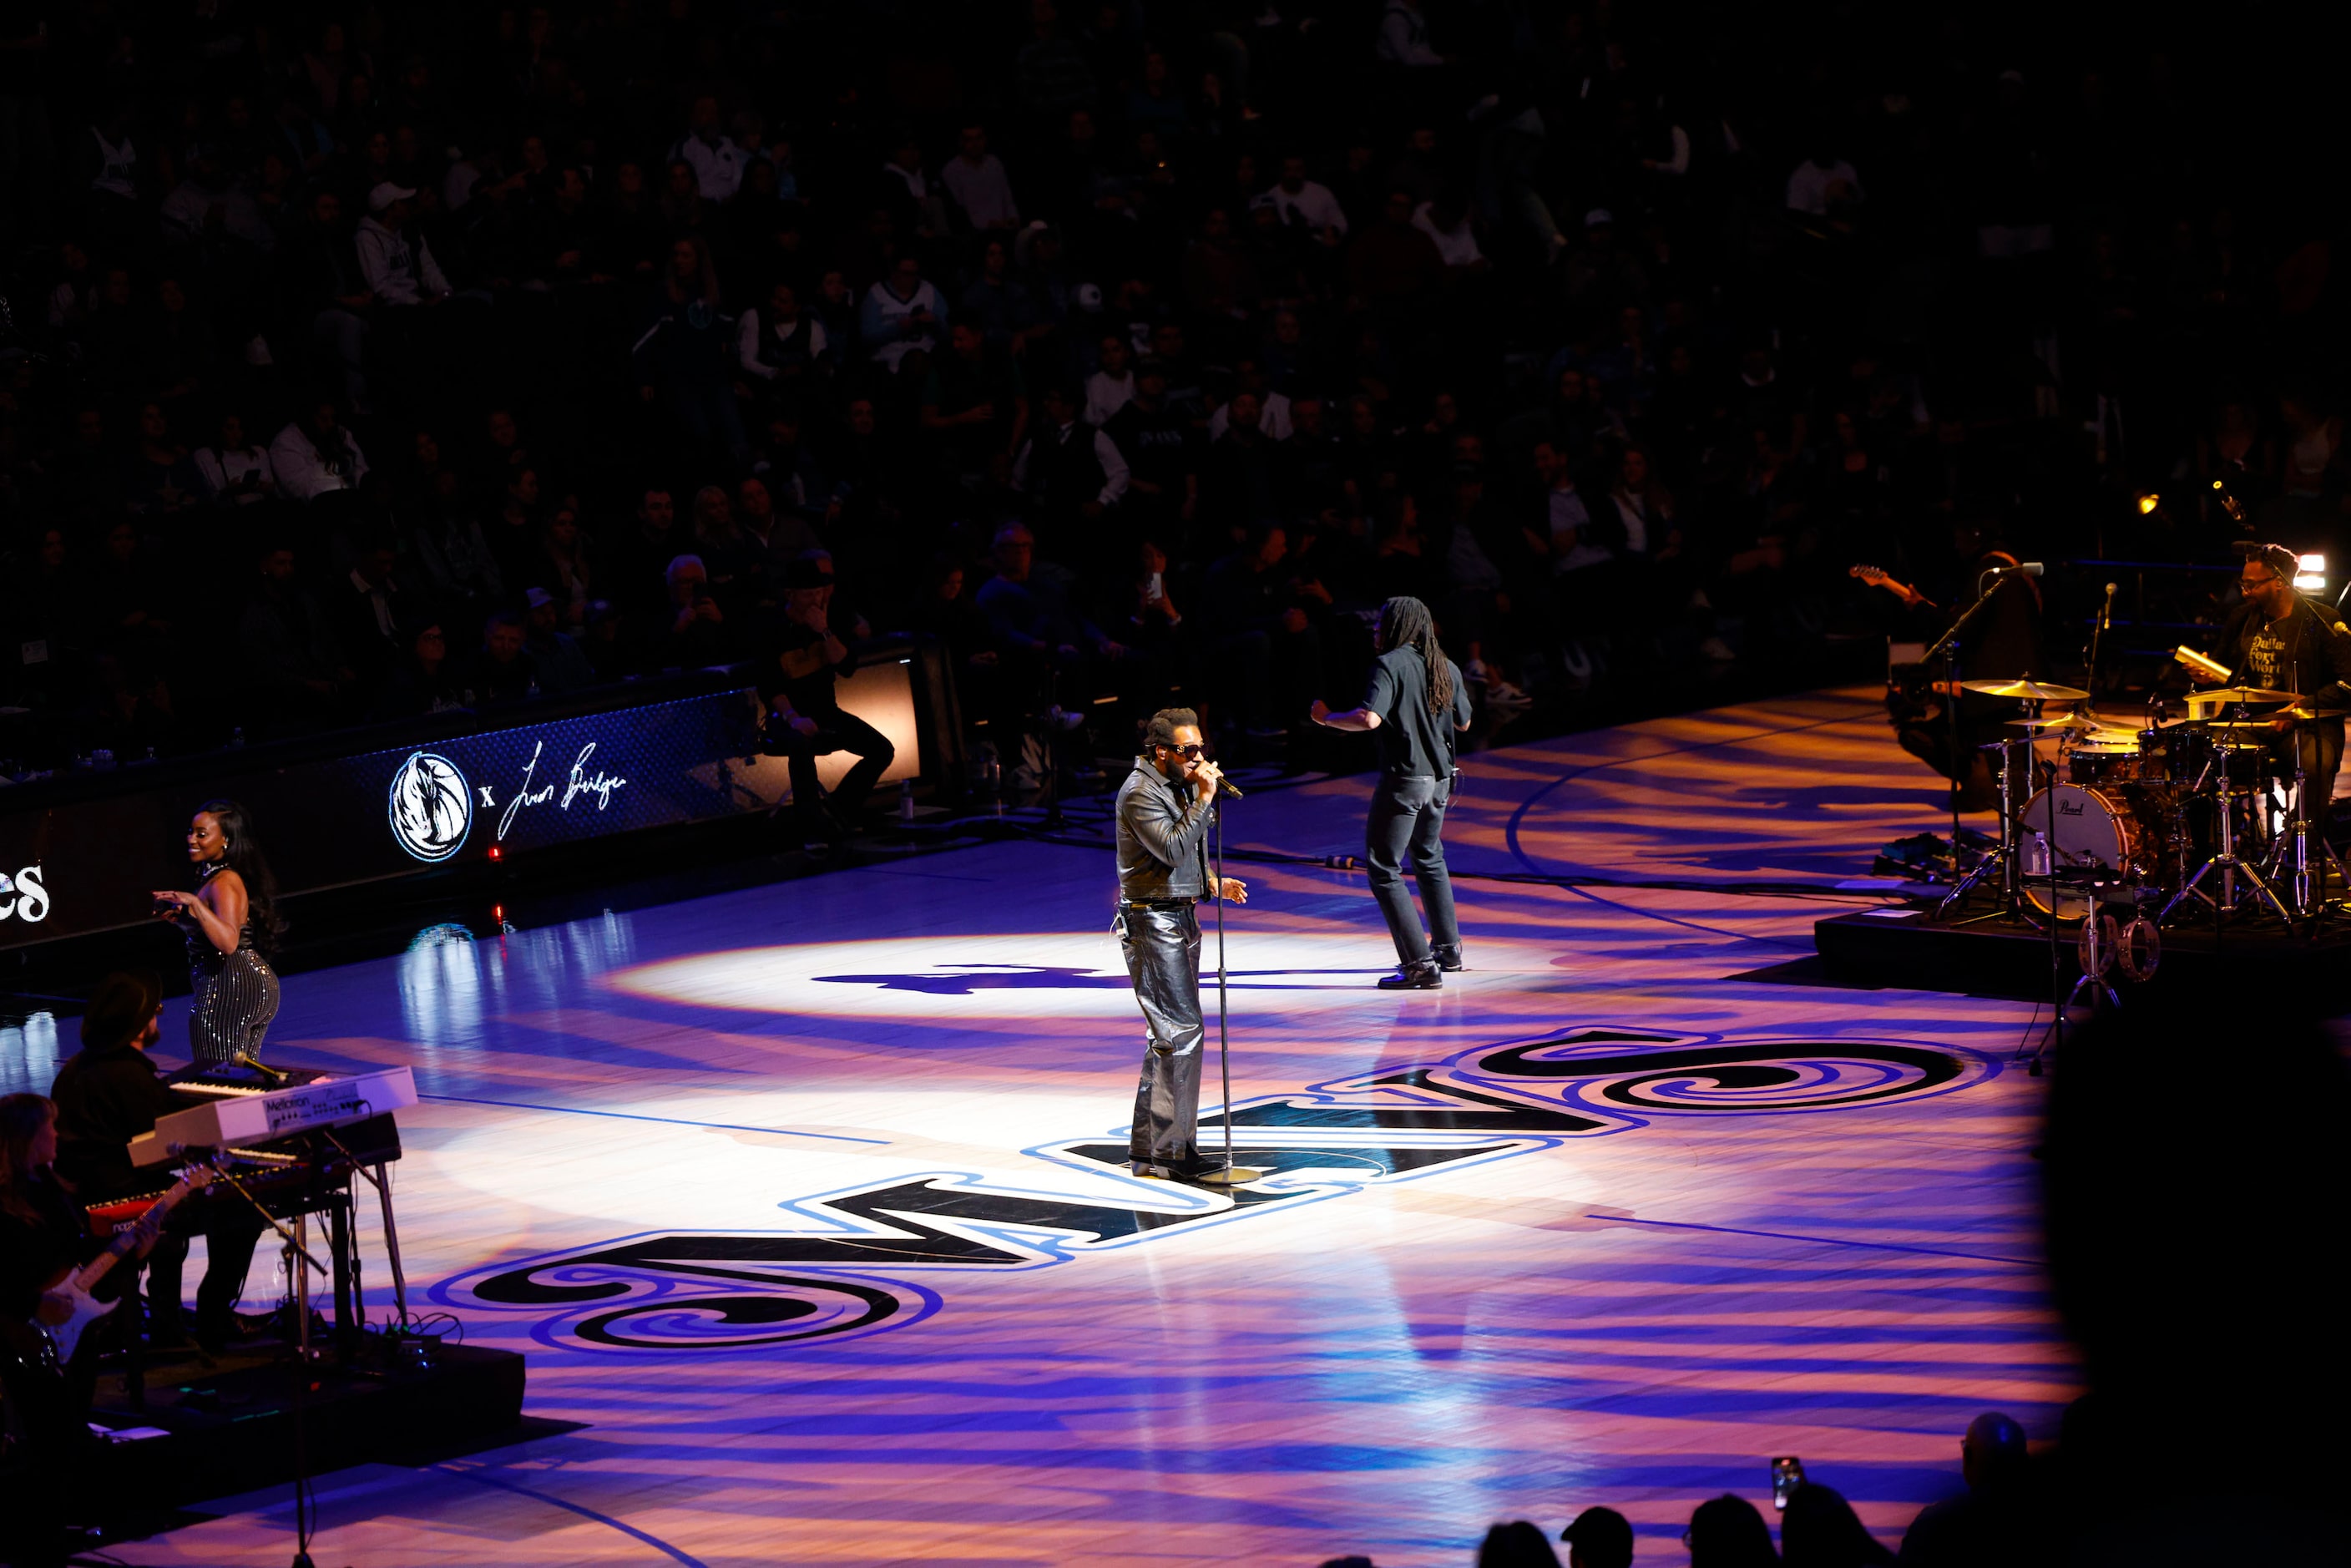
left=50, top=972, right=263, bottom=1355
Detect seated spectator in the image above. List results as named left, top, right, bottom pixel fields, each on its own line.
left=756, top=554, right=897, bottom=849
left=326, top=538, right=419, bottom=688
left=1780, top=1484, right=1890, bottom=1566
left=192, top=412, right=278, bottom=505
left=355, top=183, right=452, bottom=304
left=407, top=470, right=504, bottom=627
left=1786, top=147, right=1863, bottom=217
left=1560, top=1506, right=1633, bottom=1568
left=237, top=542, right=351, bottom=732
left=737, top=281, right=830, bottom=397
left=123, top=402, right=205, bottom=518
left=1896, top=1413, right=2036, bottom=1566
left=1686, top=1495, right=1777, bottom=1566
left=1259, top=154, right=1348, bottom=243
left=973, top=522, right=1120, bottom=733
left=1413, top=195, right=1485, bottom=271
left=1206, top=357, right=1293, bottom=441
left=538, top=501, right=596, bottom=629
left=861, top=254, right=948, bottom=372
left=473, top=609, right=538, bottom=704
left=655, top=554, right=735, bottom=667
left=941, top=121, right=1019, bottom=231
left=270, top=400, right=370, bottom=503
left=1083, top=331, right=1136, bottom=427
left=923, top=321, right=1029, bottom=488
left=522, top=589, right=599, bottom=694
left=668, top=93, right=746, bottom=205
left=1475, top=1521, right=1560, bottom=1568
left=634, top=235, right=746, bottom=470
left=612, top=487, right=684, bottom=619
left=370, top=621, right=470, bottom=719
left=1011, top=383, right=1130, bottom=544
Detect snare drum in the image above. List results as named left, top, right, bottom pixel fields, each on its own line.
left=2069, top=741, right=2150, bottom=786
left=2019, top=782, right=2173, bottom=919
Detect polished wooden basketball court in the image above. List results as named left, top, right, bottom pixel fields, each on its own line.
left=2, top=687, right=2075, bottom=1565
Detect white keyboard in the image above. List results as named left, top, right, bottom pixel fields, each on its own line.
left=130, top=1067, right=419, bottom=1166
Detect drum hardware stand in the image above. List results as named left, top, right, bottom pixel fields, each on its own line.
left=1919, top=583, right=2008, bottom=880
left=1942, top=735, right=2030, bottom=923
left=2262, top=751, right=2351, bottom=929
left=2161, top=730, right=2295, bottom=932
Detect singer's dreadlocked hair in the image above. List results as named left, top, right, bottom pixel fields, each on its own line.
left=1377, top=596, right=1454, bottom=716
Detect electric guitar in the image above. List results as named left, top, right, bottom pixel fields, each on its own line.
left=1850, top=562, right=1939, bottom=609
left=4, top=1164, right=214, bottom=1374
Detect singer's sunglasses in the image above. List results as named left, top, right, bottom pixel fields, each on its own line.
left=1161, top=742, right=1209, bottom=760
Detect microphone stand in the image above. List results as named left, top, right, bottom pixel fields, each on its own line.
left=1213, top=792, right=1233, bottom=1184
left=1920, top=580, right=2010, bottom=890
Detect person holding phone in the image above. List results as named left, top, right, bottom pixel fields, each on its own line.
left=1310, top=594, right=1474, bottom=989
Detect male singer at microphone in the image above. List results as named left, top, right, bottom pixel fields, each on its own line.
left=1114, top=709, right=1254, bottom=1185
left=2193, top=543, right=2351, bottom=827
left=1861, top=517, right=2048, bottom=809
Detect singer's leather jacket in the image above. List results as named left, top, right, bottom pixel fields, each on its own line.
left=1115, top=756, right=1216, bottom=902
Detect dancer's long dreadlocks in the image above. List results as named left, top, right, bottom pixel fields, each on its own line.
left=1376, top=595, right=1454, bottom=716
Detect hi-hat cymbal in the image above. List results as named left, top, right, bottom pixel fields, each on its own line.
left=2190, top=685, right=2298, bottom=705
left=1963, top=677, right=2090, bottom=701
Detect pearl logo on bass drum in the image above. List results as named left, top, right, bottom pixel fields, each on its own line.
left=388, top=751, right=473, bottom=862
left=0, top=866, right=48, bottom=923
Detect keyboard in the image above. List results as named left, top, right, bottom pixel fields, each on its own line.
left=130, top=1066, right=418, bottom=1168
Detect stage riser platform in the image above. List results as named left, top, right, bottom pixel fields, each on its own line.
left=1815, top=906, right=2351, bottom=1003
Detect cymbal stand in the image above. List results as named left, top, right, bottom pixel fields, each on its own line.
left=2263, top=749, right=2350, bottom=928
left=1942, top=732, right=2029, bottom=923
left=2161, top=732, right=2295, bottom=930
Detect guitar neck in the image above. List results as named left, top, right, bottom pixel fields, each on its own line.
left=74, top=1175, right=196, bottom=1292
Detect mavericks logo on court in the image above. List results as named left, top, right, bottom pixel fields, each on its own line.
left=388, top=751, right=473, bottom=862
left=0, top=865, right=48, bottom=923
left=433, top=1026, right=1992, bottom=1353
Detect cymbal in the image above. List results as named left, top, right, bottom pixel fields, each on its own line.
left=2204, top=721, right=2288, bottom=733
left=2280, top=706, right=2348, bottom=722
left=2005, top=711, right=2104, bottom=733
left=1963, top=678, right=2090, bottom=701
left=2190, top=685, right=2298, bottom=705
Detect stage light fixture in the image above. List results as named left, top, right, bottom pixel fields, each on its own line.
left=2136, top=492, right=2161, bottom=514
left=2296, top=553, right=2327, bottom=592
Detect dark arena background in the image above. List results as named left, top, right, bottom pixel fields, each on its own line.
left=3, top=3, right=2349, bottom=1565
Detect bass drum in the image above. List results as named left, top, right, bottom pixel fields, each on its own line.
left=2018, top=783, right=2169, bottom=920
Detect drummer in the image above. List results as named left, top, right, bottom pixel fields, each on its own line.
left=2192, top=542, right=2351, bottom=829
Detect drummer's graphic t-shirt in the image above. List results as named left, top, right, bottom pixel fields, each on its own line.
left=2247, top=620, right=2289, bottom=692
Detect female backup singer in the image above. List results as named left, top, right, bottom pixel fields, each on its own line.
left=150, top=799, right=283, bottom=1065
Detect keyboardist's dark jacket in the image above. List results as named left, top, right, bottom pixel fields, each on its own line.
left=50, top=1044, right=182, bottom=1202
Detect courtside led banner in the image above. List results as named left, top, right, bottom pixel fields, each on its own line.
left=1, top=662, right=922, bottom=949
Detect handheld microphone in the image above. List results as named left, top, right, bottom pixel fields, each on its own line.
left=1200, top=762, right=1245, bottom=799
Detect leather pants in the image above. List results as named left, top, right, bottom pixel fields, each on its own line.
left=1119, top=902, right=1203, bottom=1172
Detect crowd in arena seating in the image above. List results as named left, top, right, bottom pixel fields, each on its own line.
left=0, top=3, right=2334, bottom=796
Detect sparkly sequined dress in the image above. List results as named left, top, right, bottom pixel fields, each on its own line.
left=183, top=867, right=281, bottom=1065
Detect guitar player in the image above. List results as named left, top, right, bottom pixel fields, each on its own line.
left=49, top=972, right=265, bottom=1357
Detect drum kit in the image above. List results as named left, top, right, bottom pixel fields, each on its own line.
left=1938, top=676, right=2350, bottom=938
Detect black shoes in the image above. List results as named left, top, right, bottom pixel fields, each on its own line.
left=1378, top=961, right=1442, bottom=989
left=1432, top=943, right=1466, bottom=972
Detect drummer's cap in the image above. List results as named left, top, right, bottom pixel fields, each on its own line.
left=2237, top=541, right=2299, bottom=579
